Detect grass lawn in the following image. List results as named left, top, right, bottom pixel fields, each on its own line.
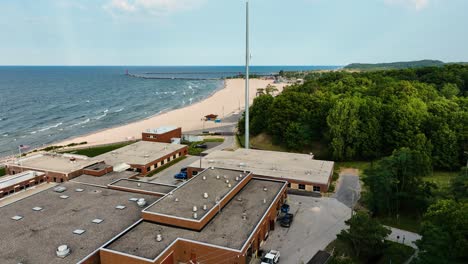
left=376, top=214, right=422, bottom=233
left=0, top=167, right=5, bottom=177
left=334, top=161, right=372, bottom=175
left=185, top=137, right=225, bottom=156
left=62, top=142, right=135, bottom=157
left=146, top=156, right=187, bottom=177
left=326, top=239, right=415, bottom=264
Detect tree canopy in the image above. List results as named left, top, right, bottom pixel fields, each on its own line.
left=240, top=65, right=468, bottom=170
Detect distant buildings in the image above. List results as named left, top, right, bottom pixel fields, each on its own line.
left=142, top=126, right=182, bottom=144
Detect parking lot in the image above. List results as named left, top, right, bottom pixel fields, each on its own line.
left=258, top=195, right=350, bottom=264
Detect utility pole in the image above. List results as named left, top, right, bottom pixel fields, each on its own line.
left=245, top=0, right=250, bottom=149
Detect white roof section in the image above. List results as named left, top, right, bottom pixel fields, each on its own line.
left=94, top=141, right=186, bottom=166
left=189, top=149, right=334, bottom=185
left=113, top=163, right=131, bottom=172
left=145, top=126, right=178, bottom=135
left=0, top=170, right=45, bottom=189
left=10, top=153, right=99, bottom=174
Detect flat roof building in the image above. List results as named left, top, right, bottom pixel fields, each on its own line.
left=142, top=126, right=182, bottom=144
left=187, top=149, right=335, bottom=192
left=0, top=181, right=159, bottom=264
left=99, top=168, right=288, bottom=264
left=6, top=153, right=103, bottom=183
left=94, top=141, right=188, bottom=175
left=0, top=170, right=46, bottom=198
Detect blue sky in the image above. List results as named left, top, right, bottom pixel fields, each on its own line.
left=0, top=0, right=467, bottom=66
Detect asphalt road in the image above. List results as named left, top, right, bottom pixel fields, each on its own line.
left=260, top=195, right=350, bottom=264
left=333, top=172, right=361, bottom=208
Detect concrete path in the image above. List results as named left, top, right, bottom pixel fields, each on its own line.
left=386, top=226, right=421, bottom=249
left=333, top=169, right=361, bottom=208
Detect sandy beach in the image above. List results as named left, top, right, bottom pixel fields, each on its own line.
left=56, top=78, right=286, bottom=147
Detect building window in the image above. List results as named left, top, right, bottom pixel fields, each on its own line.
left=53, top=177, right=57, bottom=182
left=167, top=158, right=170, bottom=162
left=313, top=186, right=321, bottom=192
left=161, top=160, right=165, bottom=165
left=173, top=154, right=176, bottom=159
left=147, top=167, right=151, bottom=172
left=287, top=182, right=291, bottom=188
left=60, top=178, right=64, bottom=183
left=298, top=184, right=306, bottom=190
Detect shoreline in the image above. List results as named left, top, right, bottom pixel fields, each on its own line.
left=49, top=78, right=285, bottom=149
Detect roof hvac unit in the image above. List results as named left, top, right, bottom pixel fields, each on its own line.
left=56, top=245, right=70, bottom=258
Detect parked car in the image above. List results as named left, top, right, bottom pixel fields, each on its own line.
left=281, top=204, right=290, bottom=214
left=261, top=250, right=280, bottom=264
left=195, top=143, right=208, bottom=149
left=280, top=213, right=294, bottom=227
left=174, top=172, right=188, bottom=180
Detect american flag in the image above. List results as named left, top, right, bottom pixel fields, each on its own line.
left=19, top=144, right=30, bottom=150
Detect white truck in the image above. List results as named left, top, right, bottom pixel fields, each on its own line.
left=261, top=250, right=280, bottom=264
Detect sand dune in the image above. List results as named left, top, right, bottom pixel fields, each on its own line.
left=57, top=79, right=286, bottom=147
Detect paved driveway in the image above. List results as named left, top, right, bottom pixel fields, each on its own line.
left=333, top=170, right=361, bottom=208
left=260, top=195, right=350, bottom=264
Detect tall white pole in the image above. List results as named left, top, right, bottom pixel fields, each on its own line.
left=245, top=0, right=250, bottom=149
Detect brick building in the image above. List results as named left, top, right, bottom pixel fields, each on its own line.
left=0, top=170, right=46, bottom=198
left=6, top=153, right=103, bottom=183
left=187, top=148, right=335, bottom=193
left=99, top=167, right=288, bottom=264
left=94, top=141, right=188, bottom=175
left=142, top=127, right=182, bottom=143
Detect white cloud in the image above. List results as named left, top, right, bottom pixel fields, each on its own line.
left=104, top=0, right=205, bottom=15
left=384, top=0, right=429, bottom=10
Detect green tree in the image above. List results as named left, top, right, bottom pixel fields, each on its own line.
left=363, top=148, right=433, bottom=215
left=415, top=199, right=468, bottom=263
left=450, top=168, right=468, bottom=202
left=337, top=211, right=391, bottom=259
left=440, top=83, right=460, bottom=99
left=265, top=84, right=279, bottom=95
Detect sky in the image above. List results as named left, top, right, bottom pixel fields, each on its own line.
left=0, top=0, right=467, bottom=66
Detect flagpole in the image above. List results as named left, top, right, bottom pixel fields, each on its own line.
left=245, top=0, right=250, bottom=149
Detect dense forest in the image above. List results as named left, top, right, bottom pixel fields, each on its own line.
left=240, top=64, right=468, bottom=263
left=344, top=59, right=445, bottom=71
left=240, top=64, right=468, bottom=170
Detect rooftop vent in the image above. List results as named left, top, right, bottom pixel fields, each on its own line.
left=32, top=207, right=43, bottom=212
left=216, top=175, right=220, bottom=180
left=144, top=155, right=150, bottom=158
left=263, top=199, right=267, bottom=204
left=203, top=192, right=209, bottom=199
left=242, top=213, right=247, bottom=220
left=92, top=219, right=104, bottom=224
left=203, top=204, right=207, bottom=211
left=235, top=177, right=239, bottom=181
left=75, top=188, right=84, bottom=192
left=208, top=159, right=214, bottom=163
left=227, top=183, right=232, bottom=188
left=115, top=205, right=126, bottom=210
left=73, top=229, right=85, bottom=235
left=239, top=174, right=243, bottom=178
left=129, top=197, right=139, bottom=202
left=137, top=183, right=141, bottom=187
left=156, top=234, right=163, bottom=242
left=175, top=198, right=179, bottom=202
left=237, top=197, right=243, bottom=202
left=239, top=163, right=246, bottom=168
left=56, top=245, right=70, bottom=258
left=59, top=195, right=69, bottom=199
left=193, top=212, right=198, bottom=219
left=53, top=186, right=67, bottom=193
left=202, top=175, right=207, bottom=180
left=225, top=179, right=230, bottom=184
left=193, top=206, right=198, bottom=212
left=137, top=198, right=147, bottom=207
left=11, top=215, right=23, bottom=221
left=210, top=166, right=214, bottom=170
